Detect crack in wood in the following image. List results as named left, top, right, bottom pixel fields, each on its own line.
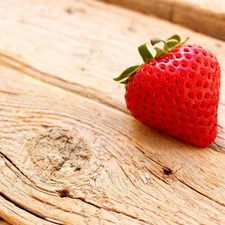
left=0, top=152, right=34, bottom=186
left=0, top=52, right=127, bottom=115
left=55, top=188, right=71, bottom=198
left=175, top=175, right=225, bottom=208
left=0, top=192, right=62, bottom=225
left=134, top=145, right=225, bottom=207
left=71, top=196, right=101, bottom=209
left=0, top=51, right=224, bottom=154
left=0, top=0, right=224, bottom=224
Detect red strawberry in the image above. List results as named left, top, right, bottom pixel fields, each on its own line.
left=114, top=35, right=220, bottom=147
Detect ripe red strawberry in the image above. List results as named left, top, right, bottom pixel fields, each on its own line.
left=114, top=35, right=220, bottom=147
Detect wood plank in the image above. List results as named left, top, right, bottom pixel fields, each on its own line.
left=98, top=0, right=225, bottom=41
left=0, top=0, right=224, bottom=150
left=0, top=221, right=11, bottom=225
left=0, top=0, right=225, bottom=224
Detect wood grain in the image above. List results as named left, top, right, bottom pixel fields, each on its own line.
left=98, top=0, right=225, bottom=41
left=0, top=0, right=225, bottom=224
left=0, top=221, right=11, bottom=225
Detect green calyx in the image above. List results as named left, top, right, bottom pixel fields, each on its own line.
left=114, top=34, right=189, bottom=86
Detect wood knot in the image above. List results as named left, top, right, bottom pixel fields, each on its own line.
left=25, top=127, right=91, bottom=183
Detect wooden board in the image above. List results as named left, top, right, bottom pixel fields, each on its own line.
left=0, top=221, right=10, bottom=225
left=0, top=0, right=225, bottom=224
left=99, top=0, right=225, bottom=41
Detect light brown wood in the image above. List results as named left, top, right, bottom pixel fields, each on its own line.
left=99, top=0, right=225, bottom=41
left=0, top=0, right=225, bottom=224
left=0, top=221, right=11, bottom=225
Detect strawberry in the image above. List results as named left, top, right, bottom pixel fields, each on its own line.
left=114, top=35, right=220, bottom=147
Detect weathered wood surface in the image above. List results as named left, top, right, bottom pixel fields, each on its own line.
left=0, top=0, right=225, bottom=224
left=99, top=0, right=225, bottom=41
left=0, top=221, right=10, bottom=225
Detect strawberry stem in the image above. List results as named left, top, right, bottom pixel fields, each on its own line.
left=150, top=34, right=189, bottom=58
left=154, top=47, right=168, bottom=58
left=138, top=44, right=153, bottom=62
left=114, top=34, right=189, bottom=85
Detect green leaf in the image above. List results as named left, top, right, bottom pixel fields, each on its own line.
left=167, top=34, right=181, bottom=43
left=113, top=34, right=189, bottom=87
left=113, top=65, right=140, bottom=82
left=181, top=37, right=190, bottom=45
left=138, top=44, right=154, bottom=62
left=150, top=37, right=163, bottom=46
left=166, top=40, right=179, bottom=49
left=154, top=47, right=168, bottom=58
left=119, top=80, right=128, bottom=84
left=151, top=37, right=168, bottom=52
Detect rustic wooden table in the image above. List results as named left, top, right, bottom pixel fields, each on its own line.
left=0, top=0, right=225, bottom=224
left=99, top=0, right=225, bottom=41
